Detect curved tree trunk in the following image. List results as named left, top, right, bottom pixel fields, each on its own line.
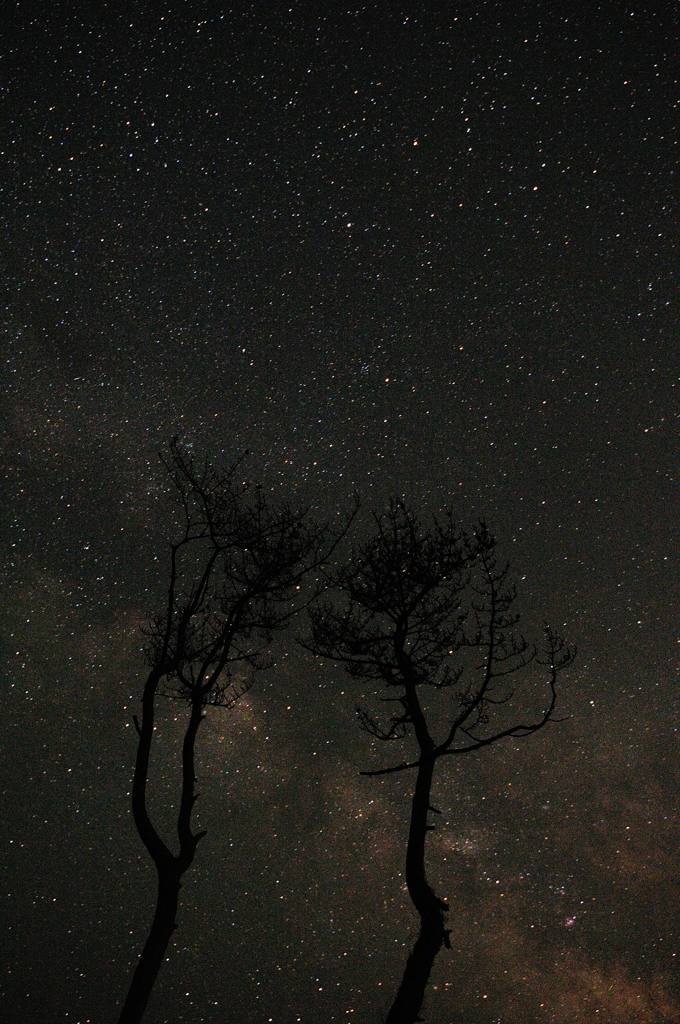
left=386, top=756, right=449, bottom=1024
left=117, top=868, right=181, bottom=1024
left=117, top=681, right=204, bottom=1024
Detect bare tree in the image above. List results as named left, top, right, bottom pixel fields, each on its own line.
left=304, top=501, right=575, bottom=1024
left=117, top=441, right=345, bottom=1024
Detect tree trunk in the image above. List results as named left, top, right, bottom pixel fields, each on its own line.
left=117, top=867, right=181, bottom=1024
left=386, top=756, right=449, bottom=1024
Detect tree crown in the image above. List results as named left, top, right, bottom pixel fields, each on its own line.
left=304, top=500, right=575, bottom=770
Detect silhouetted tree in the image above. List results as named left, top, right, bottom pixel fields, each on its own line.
left=304, top=501, right=575, bottom=1024
left=117, top=441, right=344, bottom=1024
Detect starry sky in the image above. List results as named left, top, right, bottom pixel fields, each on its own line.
left=2, top=2, right=680, bottom=1021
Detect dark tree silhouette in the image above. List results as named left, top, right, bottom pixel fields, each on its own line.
left=304, top=501, right=575, bottom=1024
left=117, top=441, right=343, bottom=1024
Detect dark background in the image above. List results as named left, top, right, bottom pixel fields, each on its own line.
left=2, top=2, right=680, bottom=1021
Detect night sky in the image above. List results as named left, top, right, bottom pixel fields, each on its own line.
left=2, top=2, right=680, bottom=1021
